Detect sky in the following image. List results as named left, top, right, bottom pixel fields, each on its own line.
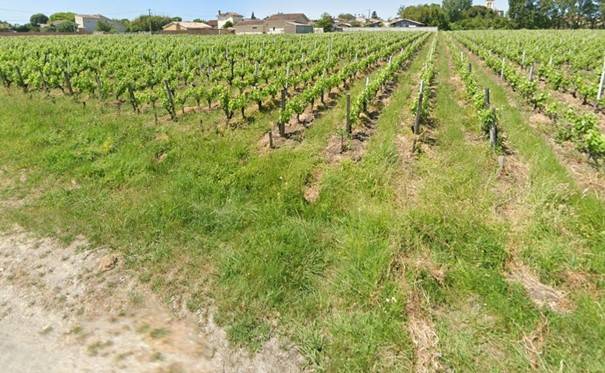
left=0, top=0, right=509, bottom=25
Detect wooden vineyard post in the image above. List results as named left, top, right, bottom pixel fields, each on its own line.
left=598, top=55, right=605, bottom=102
left=528, top=63, right=535, bottom=82
left=278, top=88, right=286, bottom=137
left=268, top=130, right=274, bottom=149
left=500, top=58, right=505, bottom=79
left=345, top=94, right=352, bottom=136
left=414, top=80, right=424, bottom=136
left=163, top=80, right=176, bottom=121
left=521, top=50, right=526, bottom=67
left=95, top=74, right=104, bottom=99
left=467, top=63, right=472, bottom=74
left=485, top=87, right=498, bottom=148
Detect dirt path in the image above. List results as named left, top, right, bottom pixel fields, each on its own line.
left=0, top=227, right=302, bottom=373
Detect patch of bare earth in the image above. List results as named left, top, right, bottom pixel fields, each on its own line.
left=493, top=153, right=531, bottom=225
left=406, top=292, right=443, bottom=373
left=323, top=79, right=400, bottom=165
left=0, top=226, right=303, bottom=373
left=506, top=262, right=571, bottom=313
left=522, top=315, right=549, bottom=370
left=392, top=253, right=445, bottom=372
left=257, top=88, right=343, bottom=152
left=303, top=169, right=323, bottom=204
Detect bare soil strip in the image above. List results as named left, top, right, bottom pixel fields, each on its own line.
left=506, top=262, right=571, bottom=313
left=405, top=290, right=444, bottom=373
left=0, top=226, right=302, bottom=373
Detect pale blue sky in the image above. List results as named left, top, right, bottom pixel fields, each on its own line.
left=0, top=0, right=509, bottom=24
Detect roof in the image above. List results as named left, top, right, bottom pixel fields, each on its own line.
left=164, top=21, right=212, bottom=30
left=206, top=20, right=218, bottom=27
left=388, top=18, right=425, bottom=26
left=286, top=22, right=312, bottom=26
left=236, top=19, right=265, bottom=26
left=76, top=14, right=107, bottom=20
left=365, top=20, right=383, bottom=26
left=218, top=12, right=243, bottom=19
left=265, top=13, right=310, bottom=24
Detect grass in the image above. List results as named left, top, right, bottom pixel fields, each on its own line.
left=0, top=32, right=603, bottom=371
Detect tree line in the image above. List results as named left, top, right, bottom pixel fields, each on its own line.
left=400, top=0, right=604, bottom=29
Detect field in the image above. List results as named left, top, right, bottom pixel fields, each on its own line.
left=0, top=31, right=604, bottom=371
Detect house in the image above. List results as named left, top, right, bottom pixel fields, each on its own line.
left=217, top=11, right=243, bottom=29
left=265, top=13, right=311, bottom=34
left=163, top=21, right=212, bottom=32
left=283, top=22, right=314, bottom=34
left=206, top=20, right=218, bottom=28
left=74, top=14, right=126, bottom=33
left=365, top=18, right=384, bottom=27
left=387, top=18, right=425, bottom=28
left=234, top=19, right=266, bottom=35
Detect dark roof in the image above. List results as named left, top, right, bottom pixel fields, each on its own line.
left=206, top=20, right=218, bottom=27
left=388, top=18, right=425, bottom=26
left=265, top=13, right=310, bottom=24
left=236, top=19, right=265, bottom=26
left=218, top=12, right=243, bottom=19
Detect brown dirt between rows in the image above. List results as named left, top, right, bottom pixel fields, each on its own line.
left=522, top=315, right=549, bottom=370
left=506, top=262, right=572, bottom=314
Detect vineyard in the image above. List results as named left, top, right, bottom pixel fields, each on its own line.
left=0, top=31, right=604, bottom=372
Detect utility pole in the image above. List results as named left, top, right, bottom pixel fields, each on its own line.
left=148, top=9, right=152, bottom=34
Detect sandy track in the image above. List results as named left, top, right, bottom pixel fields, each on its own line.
left=0, top=227, right=302, bottom=373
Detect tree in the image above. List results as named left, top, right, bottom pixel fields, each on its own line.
left=371, top=11, right=378, bottom=19
left=96, top=20, right=112, bottom=32
left=56, top=21, right=77, bottom=32
left=128, top=15, right=173, bottom=32
left=316, top=12, right=334, bottom=31
left=451, top=6, right=511, bottom=29
left=507, top=0, right=547, bottom=28
left=49, top=12, right=75, bottom=22
left=442, top=0, right=472, bottom=21
left=30, top=13, right=49, bottom=26
left=171, top=17, right=182, bottom=22
left=223, top=20, right=234, bottom=28
left=398, top=4, right=449, bottom=29
left=338, top=13, right=356, bottom=21
left=13, top=24, right=33, bottom=32
left=251, top=12, right=256, bottom=19
left=193, top=18, right=206, bottom=23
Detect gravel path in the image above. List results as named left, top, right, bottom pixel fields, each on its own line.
left=0, top=227, right=302, bottom=373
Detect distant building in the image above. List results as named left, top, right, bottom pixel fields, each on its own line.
left=163, top=21, right=212, bottom=32
left=234, top=19, right=266, bottom=34
left=75, top=14, right=126, bottom=33
left=486, top=0, right=495, bottom=10
left=217, top=11, right=243, bottom=29
left=282, top=22, right=314, bottom=34
left=387, top=18, right=425, bottom=28
left=265, top=13, right=311, bottom=34
left=206, top=20, right=218, bottom=28
left=365, top=19, right=384, bottom=27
